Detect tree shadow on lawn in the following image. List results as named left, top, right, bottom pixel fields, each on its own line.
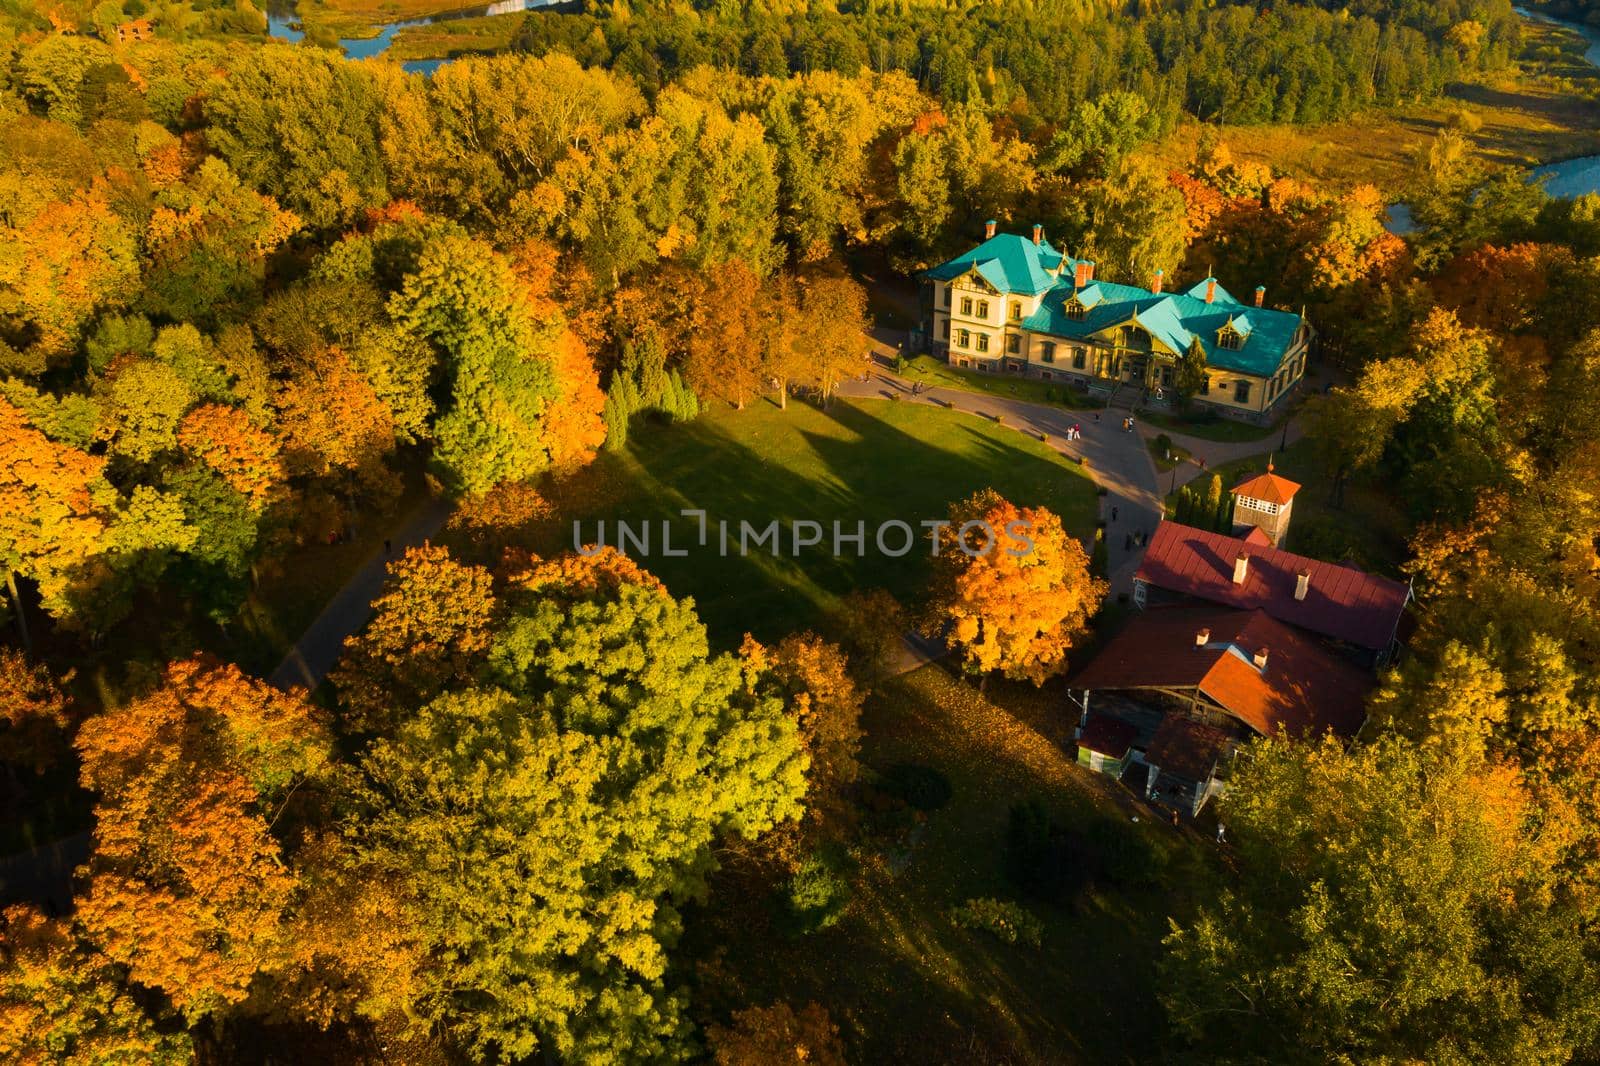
left=684, top=664, right=1210, bottom=1064
left=544, top=399, right=1096, bottom=645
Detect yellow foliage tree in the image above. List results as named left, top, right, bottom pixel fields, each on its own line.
left=927, top=490, right=1106, bottom=685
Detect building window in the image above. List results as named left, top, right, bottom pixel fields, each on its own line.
left=1041, top=370, right=1053, bottom=380
left=976, top=300, right=990, bottom=319
left=1072, top=347, right=1087, bottom=370
left=941, top=286, right=950, bottom=308
left=961, top=297, right=973, bottom=315
left=1040, top=341, right=1056, bottom=363
left=1234, top=380, right=1251, bottom=404
left=1009, top=301, right=1022, bottom=321
left=1066, top=300, right=1086, bottom=321
left=1243, top=497, right=1280, bottom=516
left=976, top=334, right=990, bottom=353
left=957, top=329, right=970, bottom=349
left=941, top=320, right=950, bottom=339
left=1006, top=334, right=1021, bottom=354
left=1218, top=328, right=1243, bottom=351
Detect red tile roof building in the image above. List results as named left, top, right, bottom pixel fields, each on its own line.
left=1134, top=521, right=1410, bottom=658
left=1070, top=605, right=1371, bottom=740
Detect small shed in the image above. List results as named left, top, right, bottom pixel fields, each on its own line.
left=1075, top=713, right=1138, bottom=779
left=1144, top=717, right=1233, bottom=817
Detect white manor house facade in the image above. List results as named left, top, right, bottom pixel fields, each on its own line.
left=921, top=222, right=1313, bottom=423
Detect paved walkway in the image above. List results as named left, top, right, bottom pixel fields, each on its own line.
left=837, top=364, right=1165, bottom=599
left=267, top=494, right=455, bottom=692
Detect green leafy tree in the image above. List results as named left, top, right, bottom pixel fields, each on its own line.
left=202, top=47, right=388, bottom=229
left=1163, top=735, right=1600, bottom=1063
left=392, top=235, right=560, bottom=495
left=1175, top=337, right=1208, bottom=408
left=342, top=560, right=807, bottom=1061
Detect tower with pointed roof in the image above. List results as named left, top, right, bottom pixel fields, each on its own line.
left=1229, top=461, right=1300, bottom=546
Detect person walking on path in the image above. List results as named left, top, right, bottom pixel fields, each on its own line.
left=1111, top=505, right=1119, bottom=522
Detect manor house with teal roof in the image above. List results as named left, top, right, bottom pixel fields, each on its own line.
left=923, top=222, right=1312, bottom=423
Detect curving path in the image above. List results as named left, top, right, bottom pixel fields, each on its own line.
left=267, top=494, right=455, bottom=692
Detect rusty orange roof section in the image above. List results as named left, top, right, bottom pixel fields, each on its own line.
left=1229, top=462, right=1301, bottom=505
left=1070, top=605, right=1371, bottom=740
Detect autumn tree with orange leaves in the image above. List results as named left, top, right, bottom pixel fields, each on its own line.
left=329, top=544, right=497, bottom=734
left=73, top=657, right=332, bottom=1021
left=926, top=490, right=1105, bottom=686
left=178, top=403, right=285, bottom=510
left=0, top=397, right=110, bottom=641
left=0, top=649, right=73, bottom=772
left=0, top=904, right=192, bottom=1065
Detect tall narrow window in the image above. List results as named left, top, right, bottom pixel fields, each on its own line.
left=1006, top=334, right=1020, bottom=354
left=961, top=297, right=973, bottom=315
left=1041, top=341, right=1056, bottom=363
left=1234, top=380, right=1251, bottom=404
left=976, top=334, right=990, bottom=353
left=1010, top=301, right=1022, bottom=320
left=1072, top=348, right=1086, bottom=370
left=957, top=329, right=970, bottom=349
left=976, top=300, right=990, bottom=319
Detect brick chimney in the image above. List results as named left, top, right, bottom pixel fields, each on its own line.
left=1252, top=647, right=1269, bottom=670
left=1195, top=627, right=1210, bottom=648
left=1152, top=269, right=1164, bottom=294
left=1084, top=261, right=1096, bottom=283
left=1295, top=569, right=1310, bottom=601
left=1032, top=223, right=1043, bottom=245
left=1204, top=277, right=1217, bottom=305
left=1254, top=285, right=1266, bottom=308
left=1232, top=551, right=1249, bottom=585
left=984, top=219, right=997, bottom=239
left=1073, top=261, right=1092, bottom=290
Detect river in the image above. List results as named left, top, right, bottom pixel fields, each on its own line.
left=266, top=0, right=558, bottom=75
left=1385, top=5, right=1600, bottom=234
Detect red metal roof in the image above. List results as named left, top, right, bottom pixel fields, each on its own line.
left=1135, top=521, right=1409, bottom=651
left=1070, top=605, right=1370, bottom=739
left=1145, top=716, right=1233, bottom=782
left=1077, top=713, right=1138, bottom=757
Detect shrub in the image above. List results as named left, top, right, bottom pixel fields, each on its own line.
left=1154, top=432, right=1173, bottom=456
left=879, top=762, right=952, bottom=811
left=1086, top=817, right=1165, bottom=889
left=785, top=851, right=851, bottom=934
left=1004, top=798, right=1090, bottom=903
left=893, top=354, right=908, bottom=374
left=950, top=897, right=1045, bottom=948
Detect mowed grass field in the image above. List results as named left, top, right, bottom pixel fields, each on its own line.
left=684, top=665, right=1215, bottom=1063
left=538, top=397, right=1099, bottom=644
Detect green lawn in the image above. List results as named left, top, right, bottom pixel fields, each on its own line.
left=537, top=397, right=1099, bottom=644
left=1140, top=408, right=1284, bottom=443
left=684, top=665, right=1215, bottom=1062
left=1168, top=438, right=1413, bottom=575
left=899, top=355, right=1102, bottom=410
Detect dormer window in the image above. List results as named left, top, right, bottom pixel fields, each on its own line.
left=1065, top=298, right=1087, bottom=321
left=1218, top=325, right=1244, bottom=351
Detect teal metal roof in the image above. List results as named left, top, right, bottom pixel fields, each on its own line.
left=928, top=232, right=1303, bottom=376
left=1019, top=280, right=1300, bottom=377
left=924, top=233, right=1066, bottom=296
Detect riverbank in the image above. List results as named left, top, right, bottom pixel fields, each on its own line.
left=1163, top=11, right=1600, bottom=196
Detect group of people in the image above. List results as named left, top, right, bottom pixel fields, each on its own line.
left=1121, top=416, right=1137, bottom=432
left=1065, top=423, right=1084, bottom=440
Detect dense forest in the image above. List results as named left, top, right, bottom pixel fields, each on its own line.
left=2, top=0, right=1600, bottom=1061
